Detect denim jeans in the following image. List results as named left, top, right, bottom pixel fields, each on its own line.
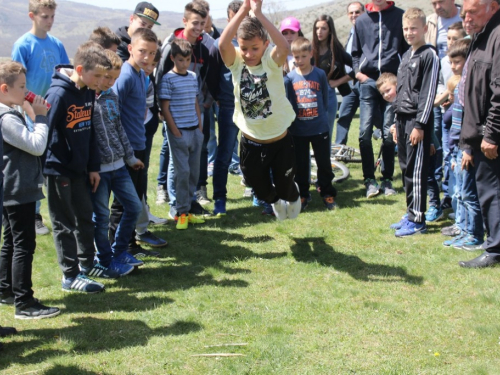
left=432, top=107, right=443, bottom=185
left=441, top=120, right=452, bottom=198
left=455, top=151, right=484, bottom=238
left=197, top=112, right=209, bottom=190
left=213, top=105, right=240, bottom=201
left=326, top=86, right=338, bottom=145
left=0, top=202, right=36, bottom=308
left=335, top=82, right=360, bottom=145
left=157, top=122, right=170, bottom=188
left=358, top=78, right=395, bottom=180
left=142, top=113, right=160, bottom=201
left=91, top=166, right=142, bottom=266
left=208, top=103, right=218, bottom=165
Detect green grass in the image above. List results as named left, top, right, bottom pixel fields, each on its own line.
left=2, top=118, right=500, bottom=374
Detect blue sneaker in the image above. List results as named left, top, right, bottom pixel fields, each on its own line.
left=443, top=233, right=467, bottom=247
left=113, top=251, right=144, bottom=267
left=80, top=262, right=119, bottom=279
left=62, top=274, right=104, bottom=294
left=214, top=198, right=227, bottom=216
left=261, top=203, right=275, bottom=216
left=390, top=214, right=408, bottom=230
left=425, top=205, right=443, bottom=222
left=395, top=220, right=427, bottom=237
left=252, top=195, right=261, bottom=207
left=108, top=260, right=135, bottom=277
left=453, top=235, right=484, bottom=251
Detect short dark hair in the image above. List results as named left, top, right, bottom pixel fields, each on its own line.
left=184, top=1, right=208, bottom=19
left=131, top=27, right=158, bottom=45
left=347, top=1, right=365, bottom=11
left=89, top=27, right=121, bottom=49
left=291, top=37, right=312, bottom=54
left=237, top=16, right=268, bottom=42
left=376, top=72, right=397, bottom=91
left=73, top=41, right=112, bottom=71
left=448, top=22, right=467, bottom=37
left=171, top=38, right=192, bottom=58
left=447, top=38, right=471, bottom=59
left=227, top=0, right=243, bottom=18
left=0, top=61, right=26, bottom=87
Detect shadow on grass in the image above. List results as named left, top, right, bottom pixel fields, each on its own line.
left=290, top=237, right=423, bottom=284
left=0, top=318, right=202, bottom=370
left=42, top=364, right=112, bottom=375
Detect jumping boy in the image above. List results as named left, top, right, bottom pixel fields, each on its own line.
left=11, top=0, right=70, bottom=236
left=219, top=0, right=300, bottom=220
left=44, top=41, right=113, bottom=293
left=390, top=8, right=440, bottom=237
left=0, top=61, right=60, bottom=319
left=159, top=38, right=206, bottom=229
left=91, top=50, right=145, bottom=276
left=285, top=37, right=337, bottom=211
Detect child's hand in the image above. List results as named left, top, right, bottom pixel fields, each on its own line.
left=430, top=144, right=436, bottom=156
left=31, top=95, right=48, bottom=117
left=89, top=172, right=101, bottom=193
left=390, top=124, right=397, bottom=143
left=131, top=160, right=144, bottom=170
left=250, top=0, right=263, bottom=15
left=461, top=152, right=474, bottom=171
left=409, top=128, right=424, bottom=146
left=242, top=0, right=251, bottom=10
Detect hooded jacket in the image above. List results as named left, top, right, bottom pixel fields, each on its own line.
left=115, top=26, right=131, bottom=62
left=0, top=106, right=47, bottom=206
left=460, top=10, right=500, bottom=150
left=44, top=65, right=100, bottom=177
left=351, top=1, right=409, bottom=80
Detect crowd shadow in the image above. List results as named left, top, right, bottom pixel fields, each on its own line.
left=290, top=237, right=423, bottom=284
left=0, top=317, right=201, bottom=370
left=42, top=365, right=112, bottom=375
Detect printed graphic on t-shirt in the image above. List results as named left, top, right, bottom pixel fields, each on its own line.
left=293, top=80, right=320, bottom=120
left=39, top=51, right=58, bottom=73
left=240, top=65, right=273, bottom=119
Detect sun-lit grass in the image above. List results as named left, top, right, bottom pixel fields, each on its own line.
left=1, top=117, right=500, bottom=375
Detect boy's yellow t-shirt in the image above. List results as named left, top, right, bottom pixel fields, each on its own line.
left=228, top=45, right=296, bottom=141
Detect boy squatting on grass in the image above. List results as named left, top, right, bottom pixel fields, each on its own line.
left=90, top=49, right=146, bottom=277
left=284, top=37, right=337, bottom=211
left=159, top=38, right=206, bottom=230
left=0, top=61, right=60, bottom=320
left=219, top=0, right=301, bottom=221
left=44, top=41, right=112, bottom=294
left=381, top=8, right=440, bottom=237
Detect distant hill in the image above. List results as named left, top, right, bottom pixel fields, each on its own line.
left=0, top=0, right=437, bottom=58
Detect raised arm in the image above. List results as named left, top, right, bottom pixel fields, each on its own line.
left=219, top=0, right=250, bottom=67
left=251, top=0, right=289, bottom=67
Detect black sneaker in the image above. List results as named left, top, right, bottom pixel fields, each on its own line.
left=0, top=294, right=14, bottom=305
left=127, top=243, right=160, bottom=258
left=35, top=213, right=50, bottom=236
left=15, top=301, right=60, bottom=320
left=190, top=201, right=213, bottom=217
left=440, top=196, right=452, bottom=210
left=135, top=230, right=168, bottom=248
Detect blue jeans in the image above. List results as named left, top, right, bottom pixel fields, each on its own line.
left=358, top=78, right=395, bottom=180
left=157, top=122, right=169, bottom=188
left=213, top=105, right=240, bottom=200
left=208, top=104, right=218, bottom=164
left=455, top=151, right=484, bottom=238
left=91, top=166, right=142, bottom=266
left=441, top=119, right=451, bottom=198
left=335, top=82, right=360, bottom=145
left=327, top=86, right=338, bottom=145
left=142, top=113, right=160, bottom=201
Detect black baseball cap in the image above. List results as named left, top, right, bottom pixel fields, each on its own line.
left=134, top=2, right=161, bottom=25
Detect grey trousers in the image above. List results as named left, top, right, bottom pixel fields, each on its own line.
left=47, top=175, right=95, bottom=279
left=167, top=127, right=204, bottom=214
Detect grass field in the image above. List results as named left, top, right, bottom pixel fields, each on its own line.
left=1, top=118, right=500, bottom=375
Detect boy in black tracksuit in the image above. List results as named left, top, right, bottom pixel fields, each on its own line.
left=391, top=8, right=440, bottom=237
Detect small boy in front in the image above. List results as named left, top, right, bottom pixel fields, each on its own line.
left=219, top=0, right=300, bottom=220
left=285, top=37, right=337, bottom=211
left=44, top=41, right=113, bottom=293
left=159, top=38, right=206, bottom=230
left=390, top=8, right=440, bottom=237
left=0, top=61, right=59, bottom=319
left=91, top=50, right=145, bottom=276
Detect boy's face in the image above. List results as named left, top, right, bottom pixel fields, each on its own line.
left=143, top=60, right=157, bottom=76
left=1, top=74, right=27, bottom=107
left=282, top=30, right=299, bottom=47
left=447, top=29, right=464, bottom=49
left=128, top=40, right=158, bottom=71
left=292, top=50, right=313, bottom=71
left=379, top=82, right=397, bottom=103
left=183, top=13, right=207, bottom=42
left=237, top=37, right=269, bottom=67
left=29, top=7, right=55, bottom=33
left=450, top=56, right=466, bottom=75
left=129, top=15, right=155, bottom=36
left=78, top=67, right=107, bottom=90
left=402, top=18, right=427, bottom=47
left=171, top=54, right=191, bottom=74
left=99, top=68, right=121, bottom=92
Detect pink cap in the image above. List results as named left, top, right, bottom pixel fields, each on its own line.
left=280, top=17, right=301, bottom=33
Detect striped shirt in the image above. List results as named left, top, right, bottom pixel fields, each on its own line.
left=158, top=70, right=198, bottom=128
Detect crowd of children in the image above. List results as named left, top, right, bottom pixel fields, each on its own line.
left=0, top=0, right=495, bottom=347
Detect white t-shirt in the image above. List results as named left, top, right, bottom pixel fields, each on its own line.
left=228, top=45, right=296, bottom=140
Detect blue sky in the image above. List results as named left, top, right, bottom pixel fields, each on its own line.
left=65, top=0, right=330, bottom=19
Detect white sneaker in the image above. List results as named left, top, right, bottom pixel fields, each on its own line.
left=156, top=185, right=168, bottom=205
left=286, top=197, right=301, bottom=219
left=147, top=205, right=168, bottom=225
left=271, top=199, right=287, bottom=221
left=195, top=186, right=212, bottom=205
